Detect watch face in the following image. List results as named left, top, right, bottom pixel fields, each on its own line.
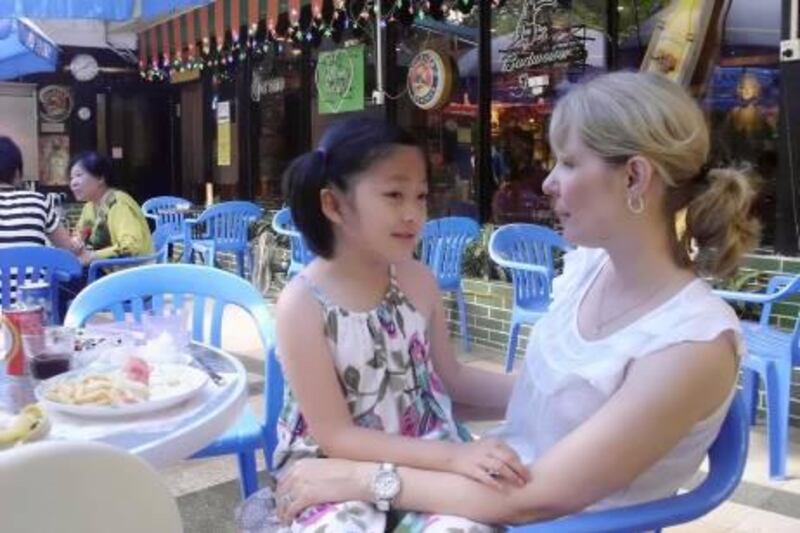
left=373, top=470, right=400, bottom=499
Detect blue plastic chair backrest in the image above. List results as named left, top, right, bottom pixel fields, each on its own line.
left=193, top=201, right=262, bottom=247
left=64, top=263, right=274, bottom=354
left=0, top=247, right=82, bottom=318
left=509, top=392, right=748, bottom=532
left=142, top=196, right=191, bottom=232
left=489, top=224, right=571, bottom=306
left=747, top=274, right=800, bottom=366
left=271, top=208, right=315, bottom=268
left=419, top=217, right=480, bottom=286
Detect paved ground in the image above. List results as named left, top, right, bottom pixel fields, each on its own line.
left=167, top=304, right=800, bottom=532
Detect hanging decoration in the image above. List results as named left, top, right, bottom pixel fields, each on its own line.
left=138, top=0, right=504, bottom=82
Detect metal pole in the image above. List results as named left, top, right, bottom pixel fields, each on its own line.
left=477, top=0, right=492, bottom=222
left=374, top=0, right=385, bottom=105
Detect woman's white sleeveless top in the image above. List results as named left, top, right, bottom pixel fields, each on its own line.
left=493, top=247, right=744, bottom=509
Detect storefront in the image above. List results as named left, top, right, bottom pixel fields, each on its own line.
left=137, top=0, right=790, bottom=251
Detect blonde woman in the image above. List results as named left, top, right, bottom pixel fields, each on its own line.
left=273, top=71, right=760, bottom=529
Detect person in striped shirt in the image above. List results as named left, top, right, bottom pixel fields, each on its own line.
left=0, top=136, right=77, bottom=251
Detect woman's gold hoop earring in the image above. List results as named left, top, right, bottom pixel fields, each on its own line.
left=627, top=196, right=645, bottom=214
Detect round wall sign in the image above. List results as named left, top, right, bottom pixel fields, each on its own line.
left=38, top=85, right=74, bottom=123
left=407, top=49, right=456, bottom=111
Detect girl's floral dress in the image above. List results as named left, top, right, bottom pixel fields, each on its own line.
left=270, top=268, right=500, bottom=532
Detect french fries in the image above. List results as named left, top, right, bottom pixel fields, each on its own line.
left=44, top=373, right=150, bottom=407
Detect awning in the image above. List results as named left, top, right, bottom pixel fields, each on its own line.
left=0, top=1, right=213, bottom=22
left=0, top=18, right=59, bottom=80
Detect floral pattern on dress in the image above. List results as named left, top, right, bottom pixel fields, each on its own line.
left=274, top=276, right=462, bottom=469
left=270, top=272, right=495, bottom=532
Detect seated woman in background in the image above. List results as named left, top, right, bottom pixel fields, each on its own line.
left=69, top=151, right=153, bottom=265
left=275, top=71, right=760, bottom=529
left=0, top=136, right=76, bottom=252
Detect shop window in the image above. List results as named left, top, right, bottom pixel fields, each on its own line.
left=394, top=18, right=481, bottom=220
left=490, top=0, right=607, bottom=225
left=253, top=40, right=304, bottom=205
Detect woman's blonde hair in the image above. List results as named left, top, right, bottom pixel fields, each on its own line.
left=549, top=71, right=760, bottom=278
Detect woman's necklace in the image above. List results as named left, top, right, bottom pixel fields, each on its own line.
left=593, top=267, right=675, bottom=336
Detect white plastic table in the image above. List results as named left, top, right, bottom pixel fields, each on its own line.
left=0, top=342, right=248, bottom=469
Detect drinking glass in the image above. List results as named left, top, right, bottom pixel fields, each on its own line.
left=22, top=326, right=75, bottom=381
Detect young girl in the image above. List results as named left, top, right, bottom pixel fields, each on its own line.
left=271, top=118, right=523, bottom=532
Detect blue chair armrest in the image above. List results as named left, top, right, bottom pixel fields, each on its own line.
left=509, top=493, right=706, bottom=533
left=489, top=254, right=551, bottom=276
left=54, top=270, right=78, bottom=283
left=713, top=289, right=779, bottom=305
left=87, top=255, right=159, bottom=283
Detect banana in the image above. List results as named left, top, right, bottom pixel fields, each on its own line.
left=0, top=404, right=50, bottom=449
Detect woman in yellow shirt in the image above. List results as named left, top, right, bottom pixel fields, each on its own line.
left=69, top=152, right=153, bottom=265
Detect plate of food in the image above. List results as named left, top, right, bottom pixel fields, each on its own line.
left=35, top=357, right=209, bottom=418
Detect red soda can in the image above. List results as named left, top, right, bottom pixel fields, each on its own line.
left=1, top=305, right=44, bottom=376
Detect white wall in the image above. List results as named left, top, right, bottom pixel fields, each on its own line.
left=0, top=83, right=38, bottom=182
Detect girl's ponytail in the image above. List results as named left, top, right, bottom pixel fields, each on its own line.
left=283, top=149, right=331, bottom=257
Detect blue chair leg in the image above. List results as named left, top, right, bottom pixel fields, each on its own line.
left=237, top=451, right=259, bottom=499
left=505, top=320, right=521, bottom=373
left=765, top=359, right=791, bottom=480
left=741, top=368, right=759, bottom=426
left=455, top=286, right=470, bottom=353
left=236, top=251, right=245, bottom=278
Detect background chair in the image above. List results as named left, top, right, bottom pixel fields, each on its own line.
left=64, top=263, right=283, bottom=499
left=87, top=223, right=173, bottom=283
left=271, top=207, right=315, bottom=279
left=0, top=440, right=182, bottom=533
left=419, top=216, right=480, bottom=352
left=714, top=274, right=800, bottom=480
left=142, top=195, right=191, bottom=230
left=489, top=224, right=572, bottom=372
left=0, top=246, right=82, bottom=324
left=508, top=392, right=749, bottom=532
left=183, top=201, right=262, bottom=278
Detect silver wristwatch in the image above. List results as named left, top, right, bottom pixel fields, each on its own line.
left=371, top=462, right=401, bottom=511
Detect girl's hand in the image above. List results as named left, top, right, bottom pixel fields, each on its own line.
left=450, top=438, right=530, bottom=489
left=276, top=458, right=369, bottom=524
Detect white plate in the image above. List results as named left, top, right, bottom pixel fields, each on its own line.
left=35, top=364, right=209, bottom=418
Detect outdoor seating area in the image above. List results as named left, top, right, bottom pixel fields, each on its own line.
left=2, top=206, right=800, bottom=531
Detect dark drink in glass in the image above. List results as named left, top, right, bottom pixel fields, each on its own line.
left=30, top=352, right=71, bottom=380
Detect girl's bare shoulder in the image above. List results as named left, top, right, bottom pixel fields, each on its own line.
left=393, top=260, right=439, bottom=316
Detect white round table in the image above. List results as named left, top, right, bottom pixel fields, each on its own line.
left=0, top=342, right=248, bottom=469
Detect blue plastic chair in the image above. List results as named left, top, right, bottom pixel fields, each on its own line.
left=0, top=246, right=82, bottom=324
left=271, top=207, right=315, bottom=279
left=509, top=392, right=748, bottom=532
left=142, top=195, right=192, bottom=255
left=63, top=264, right=283, bottom=500
left=419, top=217, right=480, bottom=352
left=489, top=224, right=572, bottom=372
left=714, top=274, right=800, bottom=480
left=182, top=201, right=263, bottom=278
left=87, top=224, right=173, bottom=283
